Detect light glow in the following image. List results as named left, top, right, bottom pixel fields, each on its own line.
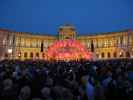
left=8, top=49, right=12, bottom=54
left=45, top=39, right=93, bottom=61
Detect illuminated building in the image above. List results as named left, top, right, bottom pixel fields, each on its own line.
left=0, top=24, right=133, bottom=61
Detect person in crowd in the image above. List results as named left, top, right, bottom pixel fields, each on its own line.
left=18, top=86, right=31, bottom=100
left=0, top=59, right=132, bottom=100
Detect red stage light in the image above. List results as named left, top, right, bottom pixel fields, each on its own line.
left=45, top=39, right=93, bottom=61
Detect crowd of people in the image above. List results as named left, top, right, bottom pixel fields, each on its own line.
left=0, top=59, right=133, bottom=100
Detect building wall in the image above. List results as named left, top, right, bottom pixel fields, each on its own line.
left=0, top=30, right=7, bottom=60
left=0, top=28, right=133, bottom=61
left=77, top=30, right=133, bottom=60
left=14, top=32, right=56, bottom=60
left=0, top=30, right=15, bottom=60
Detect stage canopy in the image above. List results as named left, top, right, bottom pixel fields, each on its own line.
left=45, top=39, right=93, bottom=61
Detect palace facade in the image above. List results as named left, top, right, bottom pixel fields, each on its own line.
left=0, top=24, right=133, bottom=61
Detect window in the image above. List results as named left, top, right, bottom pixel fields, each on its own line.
left=87, top=41, right=91, bottom=48
left=101, top=52, right=104, bottom=58
left=21, top=38, right=25, bottom=47
left=24, top=52, right=28, bottom=58
left=18, top=52, right=21, bottom=58
left=30, top=52, right=33, bottom=58
left=25, top=39, right=30, bottom=47
left=109, top=40, right=113, bottom=47
left=31, top=40, right=36, bottom=47
left=104, top=40, right=108, bottom=47
left=36, top=53, right=39, bottom=57
left=98, top=40, right=104, bottom=48
left=119, top=52, right=124, bottom=57
left=3, top=39, right=6, bottom=45
left=37, top=41, right=41, bottom=48
left=126, top=51, right=130, bottom=57
left=5, top=53, right=8, bottom=58
left=113, top=52, right=117, bottom=58
left=96, top=54, right=99, bottom=58
left=107, top=52, right=111, bottom=58
left=42, top=53, right=45, bottom=58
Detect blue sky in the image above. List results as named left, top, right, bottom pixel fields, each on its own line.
left=0, top=0, right=133, bottom=35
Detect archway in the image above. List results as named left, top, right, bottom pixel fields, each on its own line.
left=126, top=51, right=130, bottom=57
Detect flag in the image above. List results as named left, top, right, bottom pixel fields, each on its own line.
left=41, top=41, right=44, bottom=52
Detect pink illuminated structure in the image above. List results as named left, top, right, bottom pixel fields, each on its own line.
left=45, top=39, right=93, bottom=61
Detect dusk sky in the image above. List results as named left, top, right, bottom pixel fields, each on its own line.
left=0, top=0, right=133, bottom=35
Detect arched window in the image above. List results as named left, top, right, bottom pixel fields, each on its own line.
left=96, top=54, right=99, bottom=58
left=42, top=53, right=45, bottom=58
left=113, top=52, right=117, bottom=58
left=18, top=52, right=21, bottom=57
left=36, top=52, right=39, bottom=57
left=30, top=52, right=33, bottom=58
left=101, top=52, right=104, bottom=58
left=126, top=51, right=130, bottom=57
left=107, top=52, right=111, bottom=58
left=4, top=53, right=8, bottom=58
left=24, top=52, right=28, bottom=58
left=119, top=52, right=124, bottom=57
